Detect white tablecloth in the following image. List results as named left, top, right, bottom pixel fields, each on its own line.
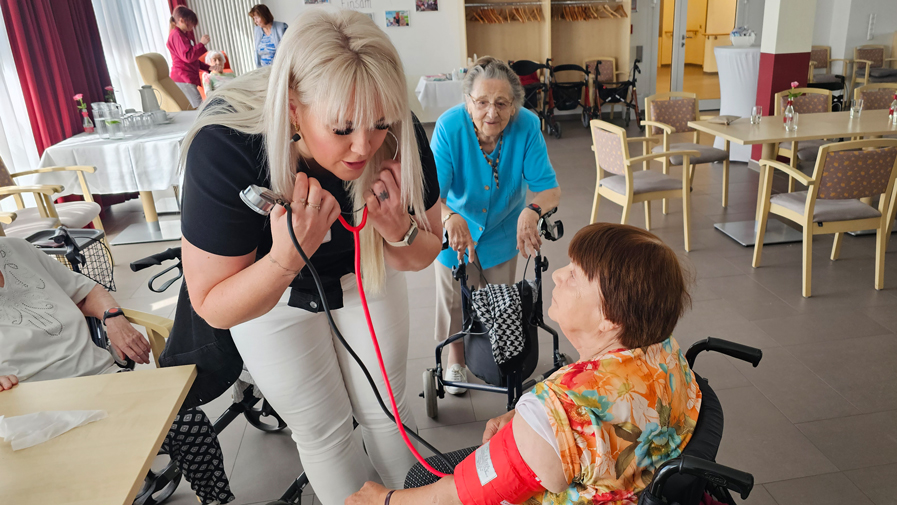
left=33, top=111, right=198, bottom=196
left=714, top=46, right=761, bottom=162
left=415, top=78, right=464, bottom=119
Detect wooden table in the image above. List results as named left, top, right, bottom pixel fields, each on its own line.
left=689, top=109, right=897, bottom=246
left=0, top=366, right=196, bottom=505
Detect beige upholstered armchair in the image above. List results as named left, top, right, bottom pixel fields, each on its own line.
left=135, top=53, right=194, bottom=112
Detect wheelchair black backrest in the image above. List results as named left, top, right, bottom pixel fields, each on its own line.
left=658, top=373, right=724, bottom=504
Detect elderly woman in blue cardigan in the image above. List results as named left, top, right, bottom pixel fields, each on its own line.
left=249, top=4, right=287, bottom=67
left=431, top=56, right=561, bottom=394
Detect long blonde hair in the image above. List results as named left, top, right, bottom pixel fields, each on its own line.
left=180, top=9, right=430, bottom=291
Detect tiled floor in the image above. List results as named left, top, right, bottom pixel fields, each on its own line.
left=106, top=116, right=897, bottom=505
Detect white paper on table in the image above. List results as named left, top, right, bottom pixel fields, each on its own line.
left=0, top=410, right=107, bottom=451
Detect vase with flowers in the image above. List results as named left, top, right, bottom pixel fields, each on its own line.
left=73, top=93, right=94, bottom=133
left=783, top=81, right=802, bottom=132
left=104, top=86, right=116, bottom=103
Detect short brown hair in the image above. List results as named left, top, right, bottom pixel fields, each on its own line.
left=170, top=6, right=198, bottom=29
left=249, top=4, right=274, bottom=25
left=568, top=223, right=691, bottom=349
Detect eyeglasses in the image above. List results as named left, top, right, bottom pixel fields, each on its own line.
left=469, top=95, right=512, bottom=113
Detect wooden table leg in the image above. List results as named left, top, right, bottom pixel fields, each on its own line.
left=139, top=191, right=159, bottom=223
left=756, top=142, right=777, bottom=222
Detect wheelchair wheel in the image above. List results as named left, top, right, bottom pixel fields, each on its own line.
left=423, top=370, right=438, bottom=419
left=134, top=463, right=182, bottom=505
left=244, top=400, right=288, bottom=432
left=549, top=116, right=562, bottom=139
left=581, top=108, right=591, bottom=128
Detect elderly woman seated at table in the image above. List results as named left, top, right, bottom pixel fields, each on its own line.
left=432, top=56, right=561, bottom=394
left=348, top=223, right=702, bottom=505
left=0, top=237, right=234, bottom=505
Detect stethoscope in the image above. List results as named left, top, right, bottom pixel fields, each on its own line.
left=240, top=184, right=450, bottom=478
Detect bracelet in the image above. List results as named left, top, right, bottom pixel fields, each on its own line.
left=384, top=490, right=396, bottom=505
left=442, top=212, right=457, bottom=225
left=267, top=254, right=301, bottom=276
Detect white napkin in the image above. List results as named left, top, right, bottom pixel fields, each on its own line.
left=0, top=410, right=107, bottom=451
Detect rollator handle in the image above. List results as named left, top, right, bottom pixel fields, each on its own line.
left=130, top=247, right=182, bottom=272
left=685, top=337, right=763, bottom=368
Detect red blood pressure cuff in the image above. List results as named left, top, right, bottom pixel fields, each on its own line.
left=454, top=420, right=544, bottom=505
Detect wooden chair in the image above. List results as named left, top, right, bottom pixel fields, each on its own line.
left=584, top=57, right=627, bottom=119
left=644, top=92, right=732, bottom=208
left=0, top=156, right=105, bottom=240
left=773, top=88, right=833, bottom=192
left=807, top=45, right=850, bottom=99
left=854, top=83, right=897, bottom=110
left=122, top=308, right=173, bottom=368
left=753, top=139, right=897, bottom=297
left=0, top=211, right=16, bottom=237
left=590, top=119, right=699, bottom=251
left=850, top=45, right=897, bottom=93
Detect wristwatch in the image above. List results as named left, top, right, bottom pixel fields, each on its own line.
left=526, top=203, right=542, bottom=218
left=102, top=307, right=126, bottom=326
left=386, top=218, right=419, bottom=247
left=442, top=212, right=457, bottom=226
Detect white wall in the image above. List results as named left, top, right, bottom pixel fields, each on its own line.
left=262, top=1, right=466, bottom=122
left=761, top=0, right=817, bottom=54
left=813, top=0, right=897, bottom=59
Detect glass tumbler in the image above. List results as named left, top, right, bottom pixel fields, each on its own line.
left=750, top=106, right=762, bottom=124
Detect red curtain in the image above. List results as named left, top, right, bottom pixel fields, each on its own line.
left=0, top=0, right=111, bottom=155
left=169, top=0, right=187, bottom=12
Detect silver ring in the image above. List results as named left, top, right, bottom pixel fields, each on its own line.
left=307, top=202, right=322, bottom=210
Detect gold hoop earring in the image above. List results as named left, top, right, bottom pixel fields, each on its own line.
left=387, top=130, right=399, bottom=160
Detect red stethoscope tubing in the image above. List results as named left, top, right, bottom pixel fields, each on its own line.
left=338, top=209, right=449, bottom=478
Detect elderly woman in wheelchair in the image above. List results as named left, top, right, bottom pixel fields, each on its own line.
left=349, top=223, right=758, bottom=505
left=0, top=236, right=234, bottom=505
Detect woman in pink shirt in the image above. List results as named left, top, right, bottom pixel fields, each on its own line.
left=166, top=6, right=218, bottom=108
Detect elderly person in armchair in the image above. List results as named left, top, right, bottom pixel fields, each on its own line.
left=0, top=236, right=234, bottom=505
left=432, top=56, right=561, bottom=394
left=349, top=223, right=702, bottom=505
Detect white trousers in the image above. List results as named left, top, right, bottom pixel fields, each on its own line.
left=175, top=81, right=203, bottom=108
left=230, top=269, right=417, bottom=505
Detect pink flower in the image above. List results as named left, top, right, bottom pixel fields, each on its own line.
left=790, top=81, right=799, bottom=88
left=105, top=86, right=113, bottom=91
left=73, top=93, right=83, bottom=100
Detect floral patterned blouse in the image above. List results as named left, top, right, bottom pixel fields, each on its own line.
left=528, top=337, right=702, bottom=505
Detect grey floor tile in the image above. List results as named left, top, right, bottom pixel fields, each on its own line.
left=731, top=347, right=860, bottom=423
left=418, top=420, right=488, bottom=453
left=753, top=309, right=890, bottom=346
left=862, top=303, right=897, bottom=333
left=796, top=411, right=897, bottom=471
left=787, top=334, right=897, bottom=414
left=227, top=427, right=306, bottom=504
left=714, top=387, right=838, bottom=484
left=699, top=275, right=798, bottom=321
left=764, top=472, right=873, bottom=505
left=734, top=484, right=779, bottom=505
left=691, top=352, right=752, bottom=391
left=844, top=462, right=897, bottom=505
left=673, top=299, right=782, bottom=350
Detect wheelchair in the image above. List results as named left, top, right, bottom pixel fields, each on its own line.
left=509, top=58, right=562, bottom=139
left=547, top=60, right=595, bottom=131
left=407, top=337, right=762, bottom=505
left=423, top=208, right=569, bottom=418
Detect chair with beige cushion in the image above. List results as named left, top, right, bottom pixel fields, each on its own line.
left=753, top=139, right=897, bottom=297
left=590, top=119, right=699, bottom=251
left=0, top=156, right=104, bottom=239
left=135, top=52, right=194, bottom=112
left=808, top=45, right=850, bottom=99
left=644, top=92, right=732, bottom=208
left=773, top=88, right=833, bottom=191
left=585, top=57, right=627, bottom=120
left=851, top=45, right=897, bottom=92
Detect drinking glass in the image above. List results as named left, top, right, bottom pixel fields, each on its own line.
left=91, top=102, right=108, bottom=138
left=791, top=112, right=799, bottom=131
left=105, top=107, right=124, bottom=140
left=850, top=99, right=864, bottom=118
left=750, top=106, right=762, bottom=124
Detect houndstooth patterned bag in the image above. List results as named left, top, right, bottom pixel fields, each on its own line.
left=470, top=283, right=527, bottom=366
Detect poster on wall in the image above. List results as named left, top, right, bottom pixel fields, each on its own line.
left=416, top=0, right=438, bottom=11
left=304, top=0, right=329, bottom=4
left=341, top=0, right=372, bottom=8
left=385, top=10, right=410, bottom=27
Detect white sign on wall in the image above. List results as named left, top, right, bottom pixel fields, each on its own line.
left=341, top=0, right=372, bottom=8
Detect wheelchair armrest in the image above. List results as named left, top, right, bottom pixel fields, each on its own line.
left=648, top=456, right=754, bottom=501
left=686, top=337, right=762, bottom=368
